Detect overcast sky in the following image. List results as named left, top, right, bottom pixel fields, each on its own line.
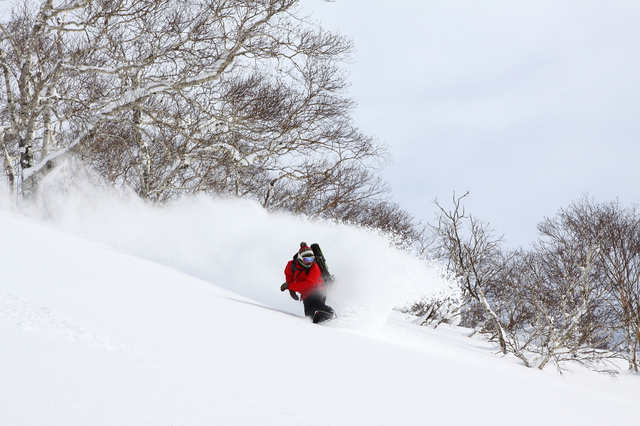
left=299, top=0, right=640, bottom=247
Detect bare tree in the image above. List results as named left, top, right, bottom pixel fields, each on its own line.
left=425, top=192, right=640, bottom=371
left=332, top=198, right=425, bottom=245
left=429, top=192, right=509, bottom=354
left=0, top=0, right=71, bottom=195
left=492, top=196, right=635, bottom=371
left=543, top=196, right=640, bottom=371
left=597, top=206, right=640, bottom=372
left=519, top=241, right=610, bottom=370
left=2, top=0, right=389, bottom=216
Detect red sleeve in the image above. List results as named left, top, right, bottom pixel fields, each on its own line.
left=284, top=260, right=294, bottom=283
left=288, top=263, right=322, bottom=294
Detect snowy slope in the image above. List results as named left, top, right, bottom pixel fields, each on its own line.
left=1, top=190, right=639, bottom=425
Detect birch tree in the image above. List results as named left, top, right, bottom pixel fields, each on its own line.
left=547, top=197, right=640, bottom=371
left=517, top=237, right=611, bottom=370
left=1, top=0, right=388, bottom=217
left=598, top=207, right=640, bottom=372
left=429, top=192, right=509, bottom=354
left=0, top=0, right=71, bottom=194
left=488, top=197, right=636, bottom=371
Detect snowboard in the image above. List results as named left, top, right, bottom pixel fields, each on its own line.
left=310, top=243, right=334, bottom=285
left=312, top=310, right=335, bottom=324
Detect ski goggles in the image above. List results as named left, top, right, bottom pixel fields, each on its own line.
left=301, top=256, right=315, bottom=264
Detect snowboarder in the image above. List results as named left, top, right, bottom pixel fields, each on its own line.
left=280, top=242, right=335, bottom=323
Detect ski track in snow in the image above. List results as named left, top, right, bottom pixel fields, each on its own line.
left=0, top=290, right=133, bottom=354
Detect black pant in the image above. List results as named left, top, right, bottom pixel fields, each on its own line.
left=303, top=292, right=334, bottom=318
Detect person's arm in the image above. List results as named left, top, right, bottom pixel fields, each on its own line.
left=282, top=260, right=300, bottom=300
left=284, top=260, right=294, bottom=284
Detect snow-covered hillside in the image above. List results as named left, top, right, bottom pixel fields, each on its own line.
left=1, top=187, right=639, bottom=425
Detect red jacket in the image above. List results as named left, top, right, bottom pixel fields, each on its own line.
left=285, top=259, right=324, bottom=300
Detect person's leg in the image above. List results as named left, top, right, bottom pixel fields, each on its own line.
left=303, top=292, right=334, bottom=318
left=316, top=292, right=334, bottom=315
left=302, top=294, right=319, bottom=317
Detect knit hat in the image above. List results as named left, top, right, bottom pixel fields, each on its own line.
left=298, top=242, right=314, bottom=257
left=297, top=242, right=315, bottom=267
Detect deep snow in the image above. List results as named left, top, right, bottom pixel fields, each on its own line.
left=1, top=185, right=639, bottom=425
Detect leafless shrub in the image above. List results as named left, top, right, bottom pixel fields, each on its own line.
left=426, top=193, right=639, bottom=371
left=398, top=296, right=461, bottom=328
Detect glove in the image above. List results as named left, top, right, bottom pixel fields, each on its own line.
left=280, top=283, right=299, bottom=300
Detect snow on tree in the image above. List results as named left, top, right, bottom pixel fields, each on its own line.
left=1, top=0, right=392, bottom=228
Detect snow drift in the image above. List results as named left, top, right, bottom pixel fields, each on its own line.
left=22, top=176, right=457, bottom=329
left=1, top=180, right=639, bottom=425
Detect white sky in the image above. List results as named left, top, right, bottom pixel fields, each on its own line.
left=299, top=0, right=640, bottom=247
